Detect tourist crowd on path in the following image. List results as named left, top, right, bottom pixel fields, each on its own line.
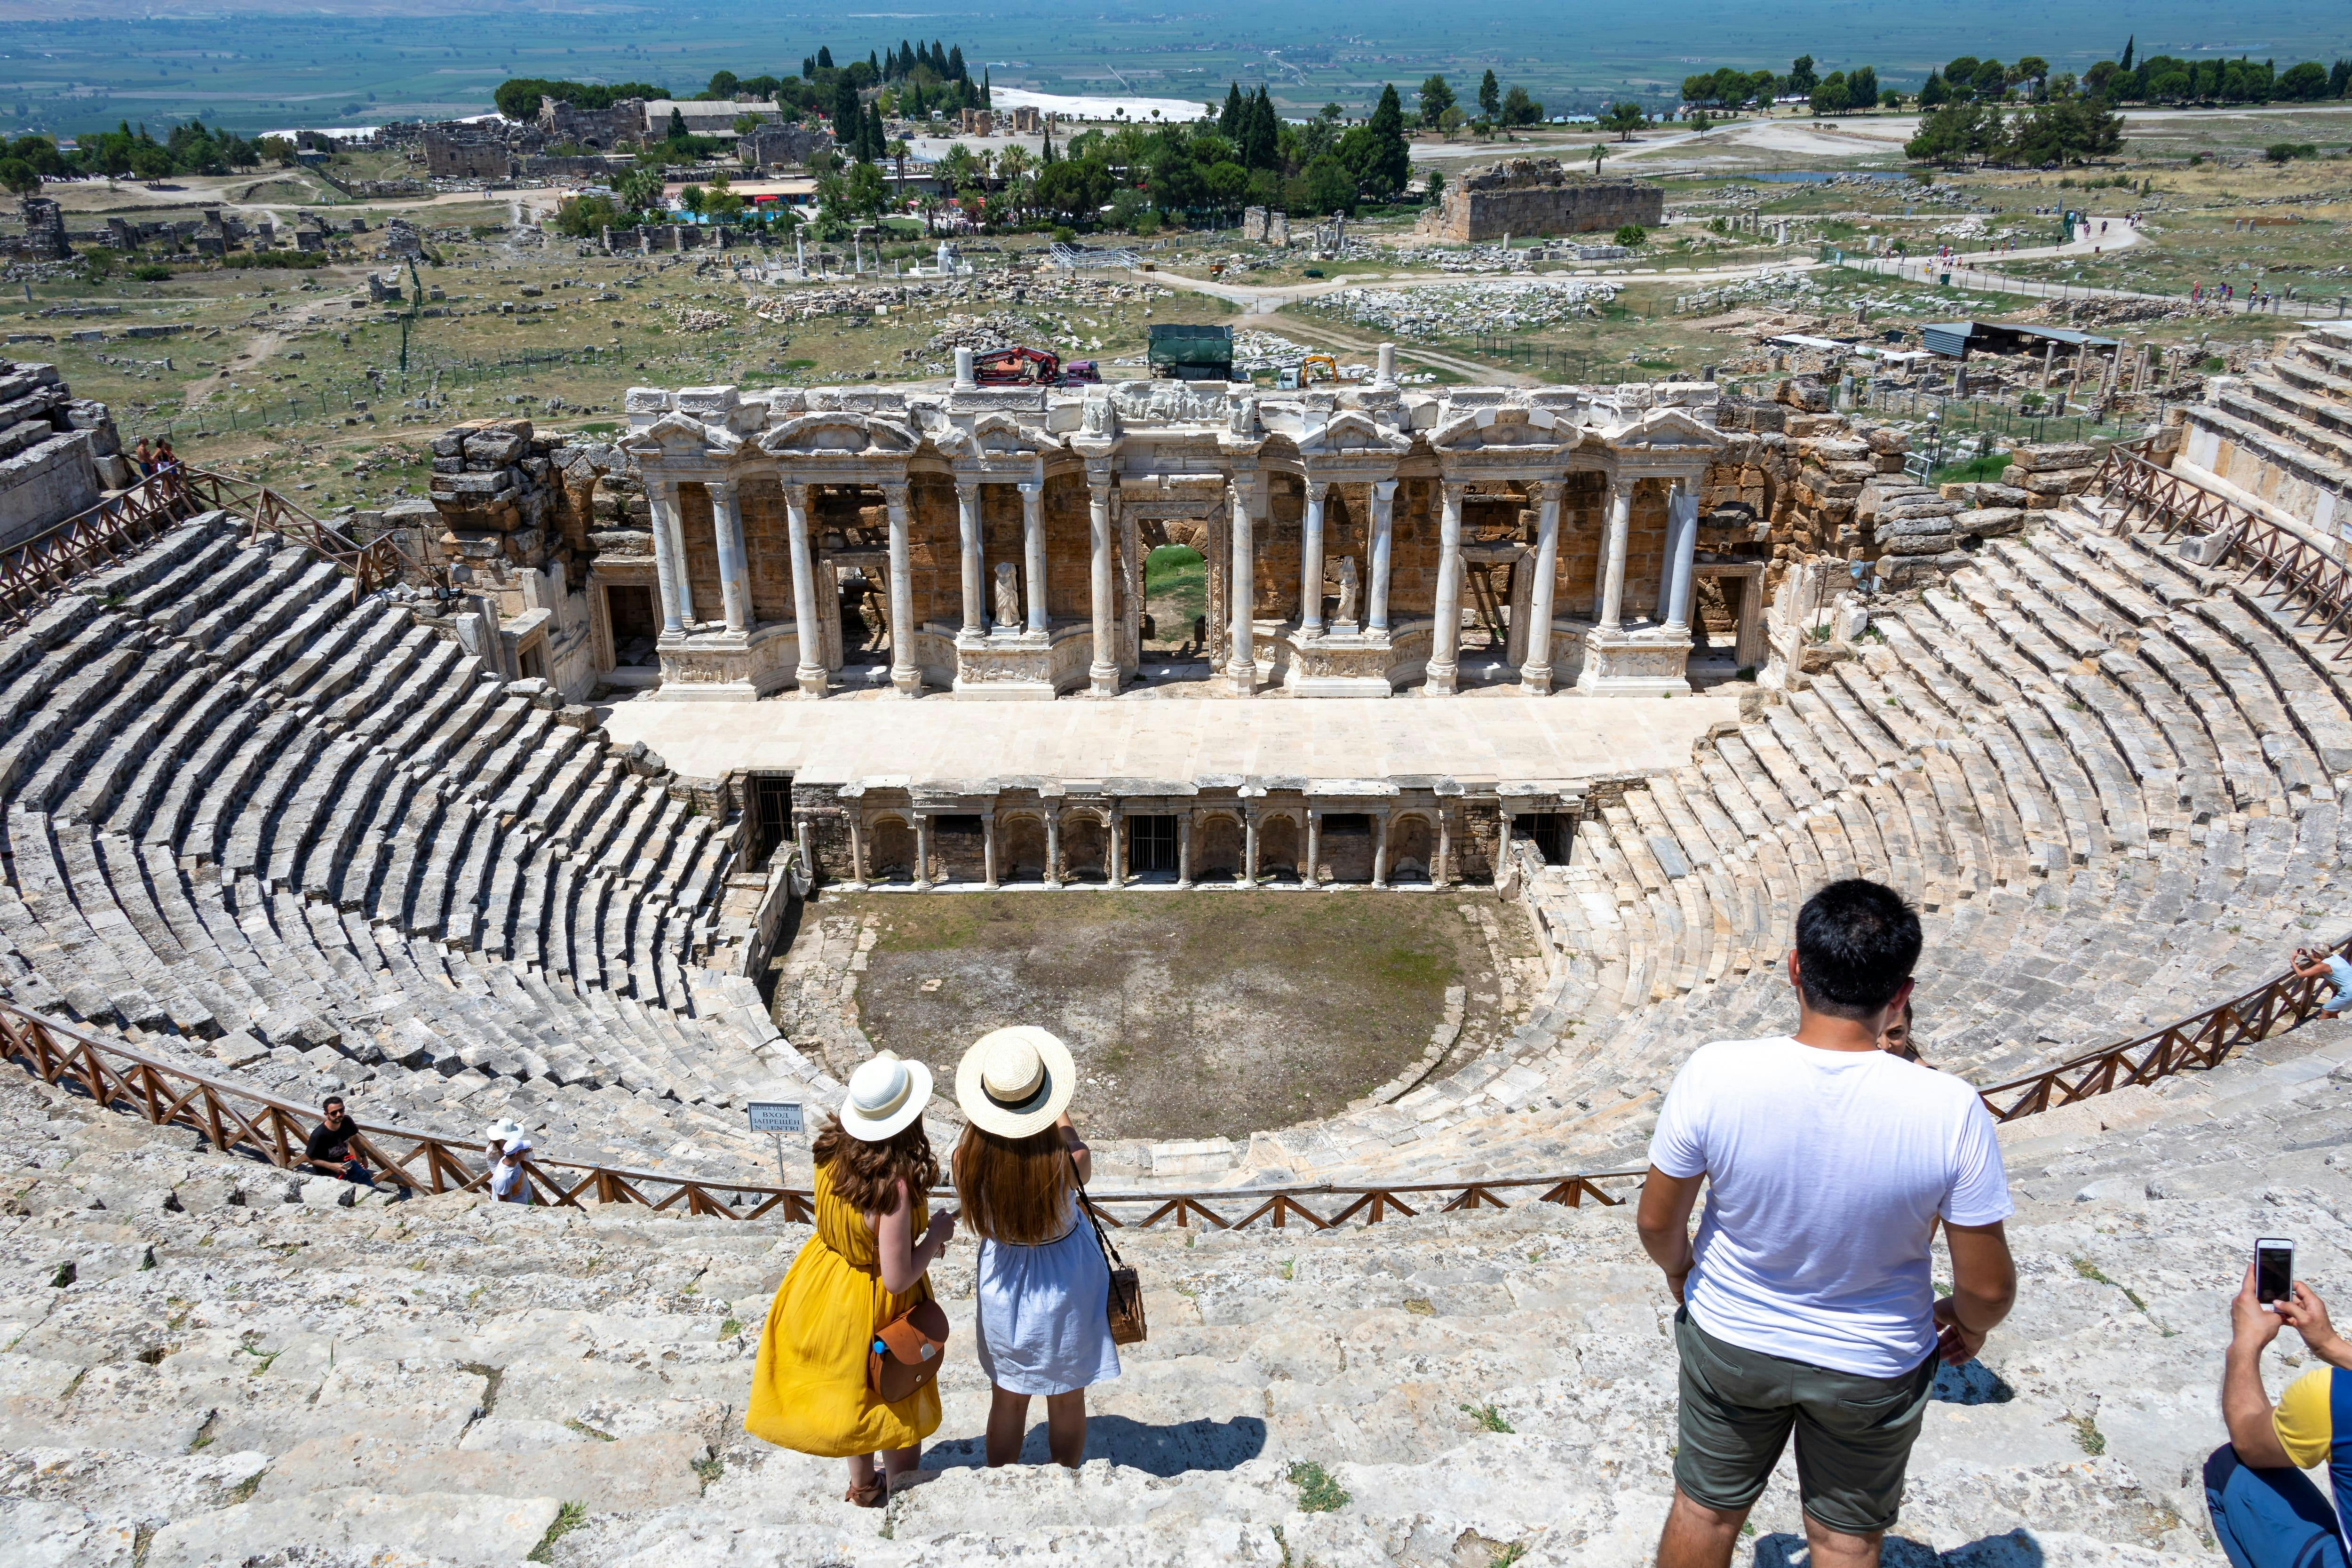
left=297, top=878, right=2339, bottom=1560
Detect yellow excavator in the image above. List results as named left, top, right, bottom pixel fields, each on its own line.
left=1275, top=355, right=1340, bottom=390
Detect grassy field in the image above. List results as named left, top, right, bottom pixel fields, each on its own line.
left=836, top=889, right=1526, bottom=1143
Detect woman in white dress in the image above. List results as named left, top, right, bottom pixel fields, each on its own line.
left=951, top=1027, right=1120, bottom=1468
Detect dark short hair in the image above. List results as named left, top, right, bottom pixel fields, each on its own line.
left=322, top=1096, right=345, bottom=1112
left=1796, top=879, right=1921, bottom=1019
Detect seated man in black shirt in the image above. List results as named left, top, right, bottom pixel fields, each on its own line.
left=302, top=1097, right=413, bottom=1195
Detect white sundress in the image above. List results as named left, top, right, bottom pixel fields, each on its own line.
left=973, top=1197, right=1123, bottom=1397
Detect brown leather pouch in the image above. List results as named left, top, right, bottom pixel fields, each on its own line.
left=867, top=1297, right=951, bottom=1403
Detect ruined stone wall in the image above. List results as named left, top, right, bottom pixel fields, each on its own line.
left=1417, top=163, right=1662, bottom=244
left=421, top=127, right=516, bottom=181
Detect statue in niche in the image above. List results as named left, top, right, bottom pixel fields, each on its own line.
left=1333, top=555, right=1360, bottom=629
left=993, top=562, right=1021, bottom=631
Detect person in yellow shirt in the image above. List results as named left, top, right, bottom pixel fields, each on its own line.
left=2211, top=1261, right=2352, bottom=1568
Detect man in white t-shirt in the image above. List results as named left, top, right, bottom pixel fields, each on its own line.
left=1639, top=878, right=2016, bottom=1568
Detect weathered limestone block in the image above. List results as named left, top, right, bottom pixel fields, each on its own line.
left=1955, top=507, right=2026, bottom=538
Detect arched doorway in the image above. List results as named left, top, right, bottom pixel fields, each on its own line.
left=1258, top=814, right=1301, bottom=883
left=1388, top=814, right=1435, bottom=883
left=1062, top=815, right=1108, bottom=883
left=1001, top=816, right=1048, bottom=883
left=1196, top=815, right=1243, bottom=882
left=868, top=818, right=915, bottom=883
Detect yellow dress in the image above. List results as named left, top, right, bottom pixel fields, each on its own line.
left=745, top=1164, right=942, bottom=1456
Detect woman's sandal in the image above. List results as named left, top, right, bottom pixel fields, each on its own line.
left=845, top=1475, right=887, bottom=1509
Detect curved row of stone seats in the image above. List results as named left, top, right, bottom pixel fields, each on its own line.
left=1245, top=498, right=2352, bottom=1186
left=0, top=517, right=826, bottom=1176
left=5, top=1030, right=2340, bottom=1566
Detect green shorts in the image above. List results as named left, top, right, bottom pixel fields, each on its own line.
left=1672, top=1307, right=1938, bottom=1535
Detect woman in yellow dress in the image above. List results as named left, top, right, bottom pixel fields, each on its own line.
left=746, top=1053, right=956, bottom=1507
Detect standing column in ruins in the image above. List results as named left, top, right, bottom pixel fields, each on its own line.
left=1242, top=812, right=1261, bottom=885
left=982, top=817, right=1000, bottom=890
left=707, top=477, right=751, bottom=634
left=1105, top=808, right=1125, bottom=886
left=1660, top=478, right=1700, bottom=633
left=1020, top=479, right=1049, bottom=635
left=848, top=816, right=869, bottom=885
left=1225, top=477, right=1258, bottom=696
left=1368, top=479, right=1396, bottom=634
left=1520, top=479, right=1564, bottom=694
left=783, top=483, right=826, bottom=696
left=1597, top=478, right=1632, bottom=632
left=649, top=477, right=687, bottom=634
left=1176, top=814, right=1193, bottom=889
left=913, top=813, right=933, bottom=887
left=1434, top=811, right=1452, bottom=889
left=665, top=479, right=695, bottom=626
left=955, top=480, right=985, bottom=639
left=1087, top=478, right=1119, bottom=695
left=883, top=482, right=920, bottom=697
left=1425, top=481, right=1466, bottom=694
left=1372, top=812, right=1390, bottom=888
left=1044, top=812, right=1063, bottom=890
left=1305, top=810, right=1322, bottom=885
left=1298, top=481, right=1326, bottom=637
left=1495, top=807, right=1514, bottom=889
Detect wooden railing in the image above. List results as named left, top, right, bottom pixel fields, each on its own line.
left=0, top=1000, right=1640, bottom=1228
left=0, top=466, right=205, bottom=623
left=2091, top=440, right=2352, bottom=660
left=0, top=466, right=410, bottom=626
left=1974, top=933, right=2349, bottom=1121
left=178, top=469, right=408, bottom=604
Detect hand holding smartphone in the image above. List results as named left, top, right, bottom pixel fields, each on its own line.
left=2257, top=1237, right=2295, bottom=1309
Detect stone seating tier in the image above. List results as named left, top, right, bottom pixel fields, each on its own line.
left=0, top=516, right=828, bottom=1178
left=1228, top=497, right=2352, bottom=1187
left=2, top=1010, right=2346, bottom=1566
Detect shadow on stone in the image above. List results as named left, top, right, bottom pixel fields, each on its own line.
left=1755, top=1527, right=2045, bottom=1566
left=1931, top=1357, right=2017, bottom=1406
left=925, top=1414, right=1268, bottom=1476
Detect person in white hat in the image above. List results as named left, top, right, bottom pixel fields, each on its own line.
left=484, top=1120, right=533, bottom=1205
left=746, top=1052, right=955, bottom=1508
left=950, top=1026, right=1119, bottom=1468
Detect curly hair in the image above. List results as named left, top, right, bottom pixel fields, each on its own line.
left=811, top=1113, right=939, bottom=1215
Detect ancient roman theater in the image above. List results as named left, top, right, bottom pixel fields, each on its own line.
left=0, top=327, right=2349, bottom=1563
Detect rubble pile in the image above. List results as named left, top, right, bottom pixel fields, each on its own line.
left=670, top=307, right=731, bottom=333
left=1230, top=330, right=1343, bottom=373
left=1309, top=279, right=1618, bottom=340
left=751, top=271, right=1165, bottom=328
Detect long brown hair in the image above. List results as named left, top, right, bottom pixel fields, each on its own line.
left=953, top=1125, right=1074, bottom=1245
left=812, top=1114, right=938, bottom=1215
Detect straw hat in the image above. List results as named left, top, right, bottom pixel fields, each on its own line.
left=955, top=1027, right=1076, bottom=1140
left=840, top=1052, right=932, bottom=1142
left=485, top=1118, right=530, bottom=1152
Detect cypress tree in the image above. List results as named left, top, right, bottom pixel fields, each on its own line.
left=801, top=56, right=816, bottom=80
left=866, top=100, right=886, bottom=161
left=2120, top=35, right=2136, bottom=72
left=817, top=46, right=834, bottom=71
left=982, top=68, right=991, bottom=108
left=1246, top=87, right=1279, bottom=169
left=1365, top=83, right=1410, bottom=198
left=1220, top=81, right=1245, bottom=140
left=949, top=45, right=967, bottom=82
left=833, top=77, right=861, bottom=144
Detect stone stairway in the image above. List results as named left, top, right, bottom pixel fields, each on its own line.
left=0, top=517, right=832, bottom=1178
left=1237, top=497, right=2352, bottom=1187
left=5, top=1005, right=2343, bottom=1566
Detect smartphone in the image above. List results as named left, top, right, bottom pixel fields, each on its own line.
left=2256, top=1238, right=2295, bottom=1306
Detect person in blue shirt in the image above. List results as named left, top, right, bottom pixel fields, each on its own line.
left=2210, top=1266, right=2351, bottom=1568
left=2290, top=948, right=2352, bottom=1019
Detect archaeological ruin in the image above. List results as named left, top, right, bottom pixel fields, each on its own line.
left=3, top=308, right=2351, bottom=1560
left=1416, top=161, right=1664, bottom=244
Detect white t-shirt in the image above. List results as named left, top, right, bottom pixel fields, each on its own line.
left=1647, top=1034, right=2014, bottom=1379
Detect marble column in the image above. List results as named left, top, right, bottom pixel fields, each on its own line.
left=1659, top=478, right=1699, bottom=632
left=982, top=816, right=999, bottom=890
left=1106, top=809, right=1125, bottom=886
left=1368, top=479, right=1396, bottom=634
left=1372, top=813, right=1391, bottom=888
left=783, top=484, right=826, bottom=695
left=707, top=477, right=751, bottom=634
left=1177, top=814, right=1193, bottom=889
left=1434, top=812, right=1452, bottom=889
left=1520, top=480, right=1563, bottom=694
left=1087, top=480, right=1119, bottom=695
left=1494, top=808, right=1514, bottom=890
left=1305, top=810, right=1322, bottom=885
left=1597, top=478, right=1632, bottom=633
left=1243, top=812, right=1260, bottom=885
left=848, top=816, right=868, bottom=885
left=913, top=812, right=932, bottom=887
left=1045, top=812, right=1063, bottom=889
left=1225, top=478, right=1257, bottom=696
left=649, top=477, right=686, bottom=635
left=884, top=482, right=920, bottom=697
left=1020, top=480, right=1048, bottom=635
left=1426, top=481, right=1466, bottom=694
left=1299, top=481, right=1326, bottom=637
left=955, top=479, right=984, bottom=638
left=664, top=479, right=694, bottom=627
